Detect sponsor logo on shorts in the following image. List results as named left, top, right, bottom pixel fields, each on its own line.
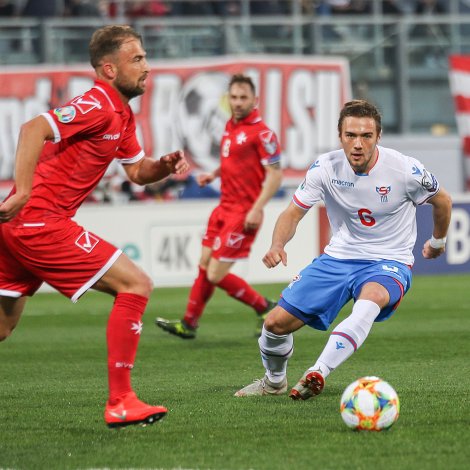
left=288, top=274, right=302, bottom=289
left=75, top=231, right=100, bottom=253
left=381, top=264, right=399, bottom=273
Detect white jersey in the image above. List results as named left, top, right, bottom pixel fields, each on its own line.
left=293, top=145, right=440, bottom=265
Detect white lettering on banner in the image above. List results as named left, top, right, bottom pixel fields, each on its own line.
left=447, top=208, right=470, bottom=265
left=152, top=74, right=183, bottom=156
left=264, top=68, right=282, bottom=138
left=0, top=59, right=349, bottom=180
left=0, top=79, right=51, bottom=179
left=150, top=225, right=204, bottom=282
left=317, top=71, right=341, bottom=151
left=286, top=70, right=316, bottom=169
left=285, top=70, right=341, bottom=169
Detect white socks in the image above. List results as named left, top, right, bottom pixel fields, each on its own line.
left=312, top=299, right=381, bottom=378
left=258, top=326, right=293, bottom=384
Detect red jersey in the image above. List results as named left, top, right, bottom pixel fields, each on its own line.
left=8, top=79, right=144, bottom=224
left=219, top=109, right=280, bottom=212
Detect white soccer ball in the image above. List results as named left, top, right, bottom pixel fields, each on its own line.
left=340, top=376, right=400, bottom=431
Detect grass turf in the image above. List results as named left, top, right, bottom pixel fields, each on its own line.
left=1, top=274, right=469, bottom=469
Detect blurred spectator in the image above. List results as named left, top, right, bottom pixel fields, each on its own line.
left=414, top=0, right=446, bottom=14
left=0, top=0, right=15, bottom=16
left=22, top=0, right=61, bottom=17
left=211, top=0, right=240, bottom=16
left=167, top=1, right=215, bottom=15
left=412, top=0, right=448, bottom=68
left=250, top=0, right=289, bottom=15
left=330, top=0, right=371, bottom=14
left=125, top=0, right=168, bottom=17
left=382, top=0, right=404, bottom=14
left=460, top=0, right=470, bottom=13
left=64, top=0, right=108, bottom=17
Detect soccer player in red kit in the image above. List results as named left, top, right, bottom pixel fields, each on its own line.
left=0, top=25, right=190, bottom=428
left=156, top=74, right=283, bottom=339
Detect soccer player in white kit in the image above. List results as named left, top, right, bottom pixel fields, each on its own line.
left=235, top=100, right=452, bottom=399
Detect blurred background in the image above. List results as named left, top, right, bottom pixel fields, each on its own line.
left=2, top=0, right=469, bottom=282
left=1, top=0, right=469, bottom=197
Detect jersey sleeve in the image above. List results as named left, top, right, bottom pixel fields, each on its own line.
left=41, top=93, right=109, bottom=143
left=115, top=112, right=144, bottom=164
left=292, top=159, right=324, bottom=210
left=254, top=127, right=281, bottom=166
left=405, top=156, right=440, bottom=205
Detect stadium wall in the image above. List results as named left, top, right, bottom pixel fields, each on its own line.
left=67, top=193, right=470, bottom=292
left=72, top=199, right=317, bottom=288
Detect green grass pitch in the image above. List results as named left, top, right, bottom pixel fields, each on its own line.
left=1, top=274, right=469, bottom=469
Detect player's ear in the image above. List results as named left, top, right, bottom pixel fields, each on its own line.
left=101, top=62, right=117, bottom=80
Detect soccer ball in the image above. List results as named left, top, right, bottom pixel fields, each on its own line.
left=340, top=376, right=400, bottom=431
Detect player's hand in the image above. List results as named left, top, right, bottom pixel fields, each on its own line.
left=422, top=239, right=445, bottom=259
left=160, top=150, right=189, bottom=175
left=196, top=172, right=215, bottom=187
left=0, top=193, right=28, bottom=223
left=263, top=245, right=287, bottom=268
left=244, top=208, right=263, bottom=232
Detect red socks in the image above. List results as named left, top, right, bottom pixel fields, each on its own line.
left=183, top=268, right=268, bottom=329
left=217, top=273, right=268, bottom=313
left=183, top=267, right=215, bottom=328
left=106, top=293, right=148, bottom=404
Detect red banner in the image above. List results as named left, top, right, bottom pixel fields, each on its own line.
left=449, top=55, right=470, bottom=189
left=0, top=56, right=351, bottom=189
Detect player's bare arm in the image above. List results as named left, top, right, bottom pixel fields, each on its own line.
left=263, top=201, right=306, bottom=268
left=422, top=187, right=452, bottom=259
left=123, top=150, right=189, bottom=185
left=0, top=115, right=54, bottom=223
left=196, top=168, right=220, bottom=187
left=245, top=163, right=283, bottom=231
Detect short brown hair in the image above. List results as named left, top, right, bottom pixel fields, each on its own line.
left=338, top=100, right=382, bottom=135
left=89, top=25, right=143, bottom=68
left=229, top=74, right=256, bottom=94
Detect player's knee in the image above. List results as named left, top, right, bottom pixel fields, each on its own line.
left=206, top=270, right=222, bottom=285
left=263, top=315, right=285, bottom=336
left=124, top=270, right=154, bottom=298
left=138, top=272, right=154, bottom=298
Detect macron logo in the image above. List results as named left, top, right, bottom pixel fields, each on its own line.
left=103, top=133, right=120, bottom=140
left=332, top=179, right=354, bottom=188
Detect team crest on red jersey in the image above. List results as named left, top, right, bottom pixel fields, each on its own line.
left=71, top=94, right=102, bottom=114
left=75, top=231, right=100, bottom=253
left=236, top=132, right=247, bottom=144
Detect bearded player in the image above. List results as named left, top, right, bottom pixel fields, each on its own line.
left=156, top=74, right=283, bottom=339
left=0, top=25, right=190, bottom=428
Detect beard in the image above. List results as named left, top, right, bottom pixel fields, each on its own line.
left=115, top=74, right=145, bottom=99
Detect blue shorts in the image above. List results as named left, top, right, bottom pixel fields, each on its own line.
left=279, top=254, right=412, bottom=331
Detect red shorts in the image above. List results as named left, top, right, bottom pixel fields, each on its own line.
left=202, top=205, right=258, bottom=261
left=0, top=218, right=120, bottom=302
